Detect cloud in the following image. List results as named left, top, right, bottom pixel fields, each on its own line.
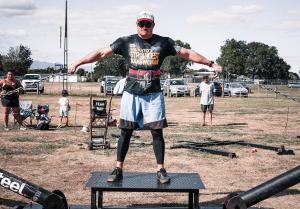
left=186, top=4, right=264, bottom=25
left=0, top=0, right=36, bottom=17
left=0, top=29, right=27, bottom=38
left=186, top=11, right=245, bottom=25
left=230, top=4, right=264, bottom=14
left=268, top=19, right=300, bottom=32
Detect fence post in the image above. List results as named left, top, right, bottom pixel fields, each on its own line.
left=37, top=83, right=40, bottom=95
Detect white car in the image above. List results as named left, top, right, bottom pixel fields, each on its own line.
left=287, top=82, right=300, bottom=88
left=21, top=74, right=44, bottom=93
left=100, top=76, right=122, bottom=95
left=163, top=79, right=190, bottom=96
left=224, top=83, right=248, bottom=97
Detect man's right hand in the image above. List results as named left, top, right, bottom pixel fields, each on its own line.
left=68, top=63, right=79, bottom=74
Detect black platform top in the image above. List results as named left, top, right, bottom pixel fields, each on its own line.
left=86, top=172, right=205, bottom=192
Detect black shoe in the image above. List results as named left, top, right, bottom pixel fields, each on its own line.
left=157, top=168, right=170, bottom=184
left=107, top=167, right=123, bottom=182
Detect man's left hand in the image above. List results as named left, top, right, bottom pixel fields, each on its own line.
left=212, top=63, right=223, bottom=73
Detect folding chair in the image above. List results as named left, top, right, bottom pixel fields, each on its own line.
left=17, top=101, right=35, bottom=126
left=89, top=96, right=113, bottom=150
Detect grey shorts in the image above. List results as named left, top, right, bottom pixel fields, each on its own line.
left=119, top=91, right=167, bottom=129
left=201, top=104, right=214, bottom=112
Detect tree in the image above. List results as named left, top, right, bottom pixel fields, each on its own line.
left=217, top=39, right=290, bottom=79
left=0, top=54, right=3, bottom=76
left=93, top=54, right=126, bottom=81
left=2, top=45, right=33, bottom=76
left=76, top=68, right=85, bottom=76
left=216, top=39, right=248, bottom=79
left=161, top=40, right=192, bottom=76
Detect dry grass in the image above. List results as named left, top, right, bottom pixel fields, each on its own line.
left=0, top=83, right=300, bottom=209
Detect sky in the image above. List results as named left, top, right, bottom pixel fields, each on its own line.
left=0, top=0, right=299, bottom=74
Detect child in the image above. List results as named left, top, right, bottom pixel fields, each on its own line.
left=58, top=89, right=70, bottom=128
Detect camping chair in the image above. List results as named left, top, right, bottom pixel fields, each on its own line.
left=35, top=104, right=51, bottom=130
left=15, top=101, right=35, bottom=126
left=89, top=96, right=114, bottom=150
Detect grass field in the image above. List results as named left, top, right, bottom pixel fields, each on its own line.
left=1, top=82, right=300, bottom=209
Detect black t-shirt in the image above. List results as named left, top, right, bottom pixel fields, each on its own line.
left=0, top=80, right=21, bottom=100
left=110, top=34, right=180, bottom=95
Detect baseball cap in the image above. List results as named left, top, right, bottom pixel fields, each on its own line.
left=137, top=11, right=154, bottom=23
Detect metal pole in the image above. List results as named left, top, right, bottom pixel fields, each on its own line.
left=0, top=169, right=67, bottom=209
left=225, top=164, right=300, bottom=209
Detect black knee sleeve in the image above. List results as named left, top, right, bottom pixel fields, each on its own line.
left=151, top=129, right=165, bottom=164
left=117, top=128, right=134, bottom=162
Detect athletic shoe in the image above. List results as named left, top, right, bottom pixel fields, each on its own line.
left=157, top=168, right=170, bottom=184
left=19, top=126, right=27, bottom=131
left=4, top=127, right=10, bottom=131
left=107, top=167, right=123, bottom=182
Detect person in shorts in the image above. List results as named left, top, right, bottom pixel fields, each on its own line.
left=57, top=89, right=70, bottom=128
left=0, top=71, right=26, bottom=131
left=69, top=11, right=222, bottom=184
left=199, top=75, right=214, bottom=126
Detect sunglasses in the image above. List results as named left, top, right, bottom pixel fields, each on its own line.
left=137, top=21, right=153, bottom=28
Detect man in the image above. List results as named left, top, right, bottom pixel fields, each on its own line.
left=69, top=11, right=222, bottom=184
left=199, top=75, right=214, bottom=126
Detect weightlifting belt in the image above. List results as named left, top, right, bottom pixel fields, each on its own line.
left=128, top=68, right=161, bottom=80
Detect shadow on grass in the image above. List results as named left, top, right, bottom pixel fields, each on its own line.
left=215, top=123, right=248, bottom=126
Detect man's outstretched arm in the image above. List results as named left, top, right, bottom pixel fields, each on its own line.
left=68, top=47, right=113, bottom=74
left=177, top=48, right=222, bottom=72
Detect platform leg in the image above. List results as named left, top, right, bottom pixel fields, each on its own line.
left=91, top=188, right=97, bottom=209
left=188, top=192, right=193, bottom=209
left=194, top=190, right=199, bottom=209
left=98, top=191, right=103, bottom=209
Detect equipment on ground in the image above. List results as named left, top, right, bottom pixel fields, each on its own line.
left=35, top=104, right=51, bottom=130
left=171, top=138, right=294, bottom=158
left=224, top=164, right=300, bottom=209
left=0, top=168, right=68, bottom=209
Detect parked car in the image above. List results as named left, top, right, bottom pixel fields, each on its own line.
left=163, top=79, right=190, bottom=96
left=223, top=83, right=248, bottom=97
left=160, top=79, right=165, bottom=91
left=239, top=82, right=251, bottom=93
left=100, top=76, right=122, bottom=95
left=194, top=82, right=222, bottom=97
left=287, top=82, right=300, bottom=88
left=21, top=74, right=44, bottom=93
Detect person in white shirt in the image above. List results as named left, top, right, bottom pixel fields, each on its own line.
left=58, top=89, right=70, bottom=128
left=113, top=78, right=126, bottom=96
left=199, top=75, right=214, bottom=126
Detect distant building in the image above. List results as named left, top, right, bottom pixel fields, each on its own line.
left=49, top=74, right=87, bottom=82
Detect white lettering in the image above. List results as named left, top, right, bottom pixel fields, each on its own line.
left=10, top=182, right=20, bottom=192
left=19, top=183, right=26, bottom=195
left=1, top=177, right=11, bottom=188
left=0, top=172, right=26, bottom=195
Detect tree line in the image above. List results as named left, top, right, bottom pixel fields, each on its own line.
left=1, top=39, right=298, bottom=80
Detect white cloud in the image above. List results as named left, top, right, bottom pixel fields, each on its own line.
left=0, top=0, right=36, bottom=17
left=288, top=10, right=300, bottom=16
left=0, top=29, right=27, bottom=38
left=268, top=19, right=300, bottom=32
left=230, top=4, right=264, bottom=14
left=186, top=4, right=263, bottom=25
left=186, top=11, right=245, bottom=24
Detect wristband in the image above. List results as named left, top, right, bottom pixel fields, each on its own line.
left=208, top=61, right=214, bottom=67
